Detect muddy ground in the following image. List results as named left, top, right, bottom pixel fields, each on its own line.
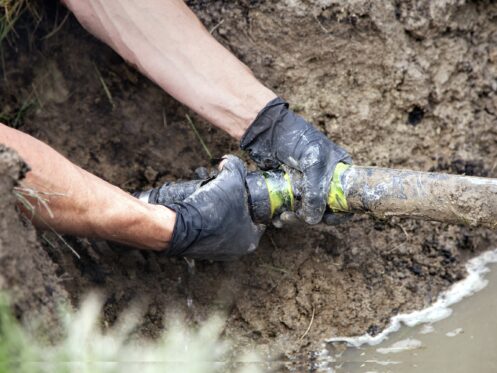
left=1, top=0, right=497, bottom=359
left=0, top=146, right=68, bottom=340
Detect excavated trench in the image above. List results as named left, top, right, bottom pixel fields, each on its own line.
left=1, top=0, right=497, bottom=357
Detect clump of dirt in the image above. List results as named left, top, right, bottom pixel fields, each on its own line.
left=1, top=0, right=497, bottom=356
left=0, top=145, right=69, bottom=339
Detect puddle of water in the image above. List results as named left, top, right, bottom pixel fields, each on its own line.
left=321, top=249, right=497, bottom=372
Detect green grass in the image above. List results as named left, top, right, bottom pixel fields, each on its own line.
left=0, top=1, right=40, bottom=115
left=0, top=0, right=24, bottom=44
left=93, top=63, right=115, bottom=110
left=0, top=0, right=42, bottom=83
left=0, top=1, right=41, bottom=46
left=0, top=99, right=37, bottom=128
left=0, top=294, right=263, bottom=373
left=185, top=114, right=213, bottom=160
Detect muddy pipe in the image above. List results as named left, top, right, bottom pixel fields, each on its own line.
left=142, top=163, right=497, bottom=228
left=333, top=164, right=497, bottom=228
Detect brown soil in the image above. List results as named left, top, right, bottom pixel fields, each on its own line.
left=1, top=0, right=497, bottom=358
left=0, top=146, right=69, bottom=339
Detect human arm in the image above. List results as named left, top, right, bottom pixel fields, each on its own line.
left=62, top=0, right=276, bottom=139
left=64, top=0, right=352, bottom=224
left=1, top=124, right=262, bottom=258
left=1, top=123, right=175, bottom=251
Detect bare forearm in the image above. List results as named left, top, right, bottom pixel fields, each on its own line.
left=64, top=0, right=276, bottom=139
left=0, top=124, right=174, bottom=251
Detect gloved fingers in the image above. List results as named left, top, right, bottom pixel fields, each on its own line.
left=342, top=154, right=353, bottom=165
left=323, top=212, right=353, bottom=225
left=298, top=163, right=328, bottom=225
left=215, top=154, right=247, bottom=180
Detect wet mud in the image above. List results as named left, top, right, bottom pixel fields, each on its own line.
left=1, top=0, right=497, bottom=356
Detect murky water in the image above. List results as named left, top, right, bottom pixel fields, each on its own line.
left=320, top=249, right=497, bottom=373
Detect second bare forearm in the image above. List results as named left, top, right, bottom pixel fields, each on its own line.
left=1, top=124, right=174, bottom=250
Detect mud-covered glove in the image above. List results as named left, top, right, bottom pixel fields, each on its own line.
left=148, top=156, right=264, bottom=261
left=241, top=97, right=352, bottom=225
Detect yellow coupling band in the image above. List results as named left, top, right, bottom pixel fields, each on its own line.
left=327, top=163, right=350, bottom=212
left=263, top=171, right=295, bottom=217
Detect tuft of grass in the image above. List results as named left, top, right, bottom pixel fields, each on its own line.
left=14, top=186, right=54, bottom=219
left=0, top=0, right=25, bottom=44
left=14, top=185, right=80, bottom=258
left=0, top=1, right=42, bottom=83
left=0, top=293, right=263, bottom=373
left=0, top=0, right=41, bottom=44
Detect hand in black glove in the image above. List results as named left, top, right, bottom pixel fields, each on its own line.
left=143, top=155, right=264, bottom=261
left=241, top=97, right=352, bottom=225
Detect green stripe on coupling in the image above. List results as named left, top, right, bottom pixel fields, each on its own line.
left=327, top=163, right=350, bottom=212
left=263, top=171, right=294, bottom=217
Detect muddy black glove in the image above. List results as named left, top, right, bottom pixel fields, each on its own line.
left=147, top=156, right=264, bottom=261
left=241, top=97, right=352, bottom=225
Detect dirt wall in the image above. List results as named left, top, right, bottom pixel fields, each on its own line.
left=0, top=146, right=68, bottom=339
left=1, top=0, right=496, bottom=356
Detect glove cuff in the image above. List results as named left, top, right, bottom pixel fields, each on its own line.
left=164, top=203, right=201, bottom=257
left=240, top=97, right=289, bottom=170
left=132, top=187, right=161, bottom=204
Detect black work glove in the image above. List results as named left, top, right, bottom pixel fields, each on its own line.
left=241, top=97, right=352, bottom=225
left=149, top=156, right=264, bottom=261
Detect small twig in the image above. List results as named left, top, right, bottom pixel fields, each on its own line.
left=162, top=108, right=168, bottom=128
left=268, top=234, right=280, bottom=251
left=0, top=46, right=6, bottom=82
left=31, top=83, right=43, bottom=109
left=184, top=257, right=195, bottom=268
left=386, top=242, right=406, bottom=254
left=56, top=273, right=72, bottom=283
left=41, top=232, right=57, bottom=250
left=298, top=306, right=315, bottom=343
left=93, top=63, right=115, bottom=109
left=209, top=19, right=225, bottom=34
left=185, top=114, right=212, bottom=159
left=47, top=226, right=80, bottom=259
left=395, top=223, right=409, bottom=240
left=313, top=14, right=330, bottom=34
left=14, top=186, right=66, bottom=197
left=490, top=160, right=497, bottom=176
left=260, top=264, right=289, bottom=275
